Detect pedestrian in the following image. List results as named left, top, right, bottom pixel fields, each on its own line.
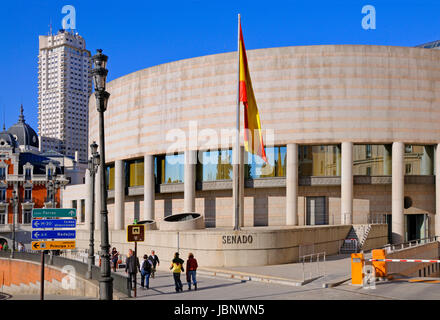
left=17, top=242, right=24, bottom=252
left=125, top=249, right=140, bottom=291
left=0, top=243, right=3, bottom=251
left=149, top=250, right=160, bottom=278
left=3, top=242, right=8, bottom=251
left=169, top=252, right=184, bottom=293
left=140, top=254, right=152, bottom=289
left=111, top=247, right=119, bottom=272
left=186, top=253, right=198, bottom=291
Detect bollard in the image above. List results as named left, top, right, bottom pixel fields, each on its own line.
left=371, top=249, right=387, bottom=279
left=351, top=253, right=364, bottom=286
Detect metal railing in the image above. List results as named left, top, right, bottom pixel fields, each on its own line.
left=382, top=236, right=439, bottom=253
left=301, top=252, right=326, bottom=282
left=367, top=214, right=387, bottom=224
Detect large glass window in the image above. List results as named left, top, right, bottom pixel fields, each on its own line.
left=198, top=149, right=233, bottom=181
left=298, top=145, right=341, bottom=177
left=106, top=164, right=115, bottom=190
left=127, top=159, right=144, bottom=187
left=404, top=145, right=434, bottom=175
left=245, top=146, right=286, bottom=179
left=353, top=144, right=392, bottom=176
left=157, top=154, right=184, bottom=184
left=0, top=188, right=6, bottom=202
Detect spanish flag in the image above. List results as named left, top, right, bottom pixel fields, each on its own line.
left=239, top=22, right=267, bottom=163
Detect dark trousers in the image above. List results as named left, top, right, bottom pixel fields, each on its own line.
left=127, top=272, right=137, bottom=290
left=173, top=272, right=183, bottom=291
left=141, top=270, right=150, bottom=288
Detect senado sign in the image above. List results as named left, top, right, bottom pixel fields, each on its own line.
left=222, top=234, right=254, bottom=245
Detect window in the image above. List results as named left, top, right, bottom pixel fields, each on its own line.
left=0, top=188, right=6, bottom=202
left=156, top=154, right=184, bottom=184
left=404, top=145, right=434, bottom=176
left=127, top=159, right=144, bottom=187
left=24, top=188, right=32, bottom=202
left=353, top=144, right=392, bottom=176
left=366, top=145, right=372, bottom=159
left=298, top=145, right=341, bottom=177
left=0, top=209, right=5, bottom=225
left=106, top=164, right=115, bottom=190
left=0, top=167, right=6, bottom=180
left=197, top=149, right=233, bottom=181
left=245, top=146, right=286, bottom=179
left=23, top=209, right=32, bottom=224
left=25, top=168, right=32, bottom=181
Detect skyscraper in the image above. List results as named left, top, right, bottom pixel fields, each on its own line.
left=38, top=29, right=92, bottom=163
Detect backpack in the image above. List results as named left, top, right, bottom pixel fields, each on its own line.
left=143, top=259, right=152, bottom=272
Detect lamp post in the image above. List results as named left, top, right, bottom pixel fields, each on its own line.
left=92, top=49, right=113, bottom=300
left=86, top=141, right=100, bottom=280
left=10, top=189, right=18, bottom=259
left=47, top=179, right=61, bottom=265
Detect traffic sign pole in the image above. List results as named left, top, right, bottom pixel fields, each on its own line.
left=40, top=251, right=44, bottom=300
left=134, top=241, right=137, bottom=298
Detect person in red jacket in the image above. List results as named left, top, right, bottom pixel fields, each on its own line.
left=186, top=252, right=198, bottom=291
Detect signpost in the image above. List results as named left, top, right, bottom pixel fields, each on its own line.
left=126, top=222, right=145, bottom=298
left=32, top=208, right=77, bottom=300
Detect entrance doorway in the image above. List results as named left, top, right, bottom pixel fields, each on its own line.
left=306, top=196, right=328, bottom=225
left=405, top=214, right=428, bottom=242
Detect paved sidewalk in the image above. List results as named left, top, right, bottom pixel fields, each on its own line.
left=197, top=253, right=356, bottom=287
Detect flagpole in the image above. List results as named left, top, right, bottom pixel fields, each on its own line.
left=234, top=13, right=241, bottom=231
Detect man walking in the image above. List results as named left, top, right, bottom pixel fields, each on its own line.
left=149, top=250, right=160, bottom=278
left=125, top=249, right=139, bottom=291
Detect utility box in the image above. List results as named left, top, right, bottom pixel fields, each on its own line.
left=372, top=249, right=387, bottom=279
left=351, top=253, right=364, bottom=285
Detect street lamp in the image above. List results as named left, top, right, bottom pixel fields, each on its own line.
left=86, top=141, right=100, bottom=280
left=92, top=49, right=113, bottom=300
left=10, top=190, right=18, bottom=259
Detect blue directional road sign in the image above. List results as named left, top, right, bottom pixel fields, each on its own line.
left=31, top=230, right=76, bottom=240
left=32, top=219, right=76, bottom=229
left=32, top=208, right=76, bottom=218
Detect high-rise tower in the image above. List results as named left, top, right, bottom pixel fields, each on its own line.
left=38, top=29, right=92, bottom=163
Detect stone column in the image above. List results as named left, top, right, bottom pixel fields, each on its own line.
left=341, top=142, right=353, bottom=225
left=184, top=150, right=197, bottom=212
left=392, top=142, right=405, bottom=244
left=286, top=143, right=298, bottom=225
left=436, top=144, right=440, bottom=237
left=114, top=160, right=125, bottom=230
left=85, top=169, right=92, bottom=230
left=95, top=167, right=101, bottom=231
left=144, top=154, right=155, bottom=221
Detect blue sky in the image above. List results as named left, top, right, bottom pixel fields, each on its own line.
left=0, top=0, right=439, bottom=131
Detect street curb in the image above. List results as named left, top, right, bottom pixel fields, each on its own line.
left=322, top=276, right=351, bottom=288
left=197, top=268, right=304, bottom=287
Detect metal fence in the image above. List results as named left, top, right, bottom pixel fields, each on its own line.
left=300, top=252, right=326, bottom=282
left=381, top=236, right=439, bottom=253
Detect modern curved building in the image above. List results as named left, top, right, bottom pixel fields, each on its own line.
left=69, top=44, right=440, bottom=245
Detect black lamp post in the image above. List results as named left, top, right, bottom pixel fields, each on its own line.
left=91, top=49, right=113, bottom=300
left=10, top=189, right=18, bottom=259
left=86, top=141, right=100, bottom=280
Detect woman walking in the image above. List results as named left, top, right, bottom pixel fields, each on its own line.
left=186, top=253, right=198, bottom=290
left=111, top=247, right=119, bottom=272
left=170, top=252, right=184, bottom=292
left=140, top=254, right=152, bottom=289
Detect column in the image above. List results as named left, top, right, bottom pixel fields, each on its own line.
left=144, top=154, right=155, bottom=221
left=392, top=142, right=405, bottom=244
left=341, top=142, right=353, bottom=225
left=232, top=146, right=245, bottom=227
left=436, top=144, right=440, bottom=237
left=184, top=150, right=197, bottom=212
left=85, top=169, right=92, bottom=230
left=95, top=167, right=102, bottom=231
left=286, top=143, right=298, bottom=225
left=114, top=160, right=125, bottom=230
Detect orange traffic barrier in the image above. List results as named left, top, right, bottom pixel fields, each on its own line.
left=371, top=249, right=387, bottom=278
left=351, top=253, right=364, bottom=285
